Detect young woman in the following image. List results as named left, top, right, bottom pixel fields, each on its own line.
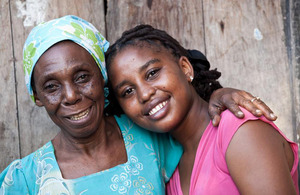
left=105, top=24, right=299, bottom=194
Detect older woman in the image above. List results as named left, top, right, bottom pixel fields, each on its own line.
left=0, top=15, right=275, bottom=194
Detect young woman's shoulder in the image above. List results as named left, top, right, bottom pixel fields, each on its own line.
left=221, top=108, right=299, bottom=194
left=217, top=107, right=296, bottom=149
left=216, top=108, right=264, bottom=153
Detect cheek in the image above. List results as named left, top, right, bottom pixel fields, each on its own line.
left=38, top=89, right=59, bottom=103
left=119, top=98, right=138, bottom=116
left=39, top=93, right=61, bottom=114
left=82, top=80, right=105, bottom=100
left=83, top=83, right=95, bottom=96
left=48, top=95, right=60, bottom=105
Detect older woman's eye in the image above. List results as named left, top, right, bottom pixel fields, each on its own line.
left=45, top=84, right=55, bottom=89
left=44, top=83, right=58, bottom=92
left=76, top=74, right=88, bottom=82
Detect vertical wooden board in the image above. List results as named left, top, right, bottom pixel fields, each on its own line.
left=9, top=0, right=106, bottom=158
left=290, top=0, right=300, bottom=144
left=0, top=0, right=20, bottom=171
left=106, top=0, right=205, bottom=51
left=203, top=0, right=295, bottom=141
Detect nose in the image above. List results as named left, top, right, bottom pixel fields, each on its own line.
left=137, top=84, right=156, bottom=104
left=62, top=83, right=81, bottom=106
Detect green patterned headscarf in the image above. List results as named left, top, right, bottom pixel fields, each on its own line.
left=23, top=15, right=109, bottom=104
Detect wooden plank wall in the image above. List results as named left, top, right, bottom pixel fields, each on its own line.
left=0, top=0, right=20, bottom=172
left=0, top=0, right=299, bottom=172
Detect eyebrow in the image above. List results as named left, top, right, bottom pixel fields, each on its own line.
left=114, top=58, right=161, bottom=91
left=39, top=63, right=91, bottom=84
left=139, top=58, right=160, bottom=72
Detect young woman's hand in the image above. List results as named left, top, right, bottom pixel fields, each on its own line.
left=208, top=88, right=277, bottom=126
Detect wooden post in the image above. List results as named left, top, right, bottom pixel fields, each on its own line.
left=0, top=0, right=20, bottom=171
left=202, top=0, right=297, bottom=141
left=106, top=0, right=206, bottom=51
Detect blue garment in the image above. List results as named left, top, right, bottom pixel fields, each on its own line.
left=0, top=115, right=182, bottom=194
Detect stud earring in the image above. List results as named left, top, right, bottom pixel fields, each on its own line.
left=189, top=75, right=193, bottom=82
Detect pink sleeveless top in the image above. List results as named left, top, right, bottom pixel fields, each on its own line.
left=167, top=108, right=299, bottom=195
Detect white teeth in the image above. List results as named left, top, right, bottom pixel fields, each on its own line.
left=149, top=101, right=167, bottom=116
left=70, top=109, right=89, bottom=121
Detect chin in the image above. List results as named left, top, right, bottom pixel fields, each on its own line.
left=67, top=126, right=99, bottom=139
left=143, top=123, right=173, bottom=134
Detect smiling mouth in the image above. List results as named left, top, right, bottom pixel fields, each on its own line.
left=149, top=101, right=167, bottom=116
left=70, top=109, right=90, bottom=121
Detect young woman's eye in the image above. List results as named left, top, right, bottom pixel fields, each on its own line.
left=122, top=88, right=134, bottom=97
left=146, top=68, right=160, bottom=80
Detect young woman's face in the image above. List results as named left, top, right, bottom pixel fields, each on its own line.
left=33, top=41, right=106, bottom=138
left=108, top=45, right=194, bottom=132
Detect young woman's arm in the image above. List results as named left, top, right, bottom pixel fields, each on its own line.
left=208, top=88, right=277, bottom=126
left=226, top=120, right=297, bottom=194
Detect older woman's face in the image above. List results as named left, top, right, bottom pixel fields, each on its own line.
left=33, top=41, right=106, bottom=138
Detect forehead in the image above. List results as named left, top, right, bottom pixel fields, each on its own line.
left=40, top=41, right=91, bottom=59
left=33, top=41, right=102, bottom=81
left=116, top=42, right=174, bottom=62
left=36, top=41, right=96, bottom=69
left=120, top=41, right=165, bottom=54
left=108, top=44, right=179, bottom=80
left=112, top=46, right=159, bottom=69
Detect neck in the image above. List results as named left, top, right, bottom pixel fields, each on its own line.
left=52, top=116, right=121, bottom=155
left=170, top=95, right=211, bottom=152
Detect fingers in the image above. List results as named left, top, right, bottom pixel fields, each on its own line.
left=208, top=88, right=245, bottom=126
left=208, top=88, right=277, bottom=127
left=208, top=104, right=223, bottom=126
left=212, top=115, right=221, bottom=127
left=219, top=91, right=248, bottom=117
left=233, top=92, right=263, bottom=117
left=208, top=89, right=227, bottom=126
left=209, top=96, right=245, bottom=126
left=209, top=100, right=244, bottom=126
left=249, top=96, right=277, bottom=121
left=223, top=101, right=245, bottom=118
left=235, top=92, right=277, bottom=121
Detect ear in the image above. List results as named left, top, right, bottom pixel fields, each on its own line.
left=179, top=56, right=194, bottom=82
left=33, top=90, right=44, bottom=107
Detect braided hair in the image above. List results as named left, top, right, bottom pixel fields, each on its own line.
left=104, top=24, right=222, bottom=116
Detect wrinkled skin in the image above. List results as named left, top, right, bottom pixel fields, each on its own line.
left=33, top=41, right=126, bottom=179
